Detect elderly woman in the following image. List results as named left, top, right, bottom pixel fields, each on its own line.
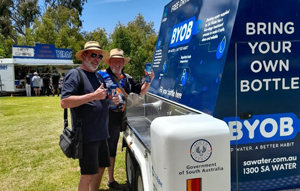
left=31, top=72, right=40, bottom=96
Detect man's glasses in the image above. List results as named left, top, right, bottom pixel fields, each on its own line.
left=90, top=53, right=103, bottom=60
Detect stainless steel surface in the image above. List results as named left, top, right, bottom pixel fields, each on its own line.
left=126, top=93, right=145, bottom=117
left=127, top=93, right=198, bottom=119
left=127, top=116, right=151, bottom=150
left=126, top=93, right=200, bottom=150
left=144, top=94, right=199, bottom=121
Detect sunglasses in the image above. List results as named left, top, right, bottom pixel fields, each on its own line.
left=89, top=53, right=103, bottom=60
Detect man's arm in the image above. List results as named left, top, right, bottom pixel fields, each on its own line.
left=61, top=83, right=107, bottom=109
left=140, top=70, right=154, bottom=95
left=140, top=82, right=151, bottom=95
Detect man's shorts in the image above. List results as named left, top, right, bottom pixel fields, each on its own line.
left=79, top=140, right=110, bottom=175
left=53, top=84, right=59, bottom=90
left=108, top=124, right=121, bottom=157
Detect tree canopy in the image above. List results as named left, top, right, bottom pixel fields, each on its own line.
left=109, top=13, right=157, bottom=78
left=0, top=1, right=158, bottom=79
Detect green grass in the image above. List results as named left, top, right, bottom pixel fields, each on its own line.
left=0, top=96, right=126, bottom=191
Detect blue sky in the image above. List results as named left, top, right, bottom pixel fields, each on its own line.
left=81, top=0, right=171, bottom=34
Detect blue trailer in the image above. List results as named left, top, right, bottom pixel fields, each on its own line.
left=123, top=0, right=300, bottom=190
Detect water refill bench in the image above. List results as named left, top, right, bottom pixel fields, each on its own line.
left=125, top=0, right=300, bottom=190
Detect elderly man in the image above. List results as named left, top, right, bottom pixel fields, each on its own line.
left=61, top=41, right=119, bottom=191
left=98, top=48, right=154, bottom=190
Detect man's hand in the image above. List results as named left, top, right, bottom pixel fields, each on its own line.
left=94, top=83, right=107, bottom=100
left=149, top=69, right=155, bottom=82
left=112, top=93, right=120, bottom=105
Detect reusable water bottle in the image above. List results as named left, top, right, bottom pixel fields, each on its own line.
left=108, top=84, right=117, bottom=109
left=145, top=63, right=152, bottom=83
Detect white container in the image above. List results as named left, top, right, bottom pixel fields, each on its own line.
left=151, top=114, right=230, bottom=191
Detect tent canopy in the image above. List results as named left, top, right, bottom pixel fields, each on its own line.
left=0, top=58, right=75, bottom=66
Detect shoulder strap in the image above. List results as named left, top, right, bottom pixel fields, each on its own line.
left=64, top=68, right=84, bottom=129
left=75, top=68, right=84, bottom=94
left=95, top=72, right=107, bottom=89
left=64, top=109, right=68, bottom=129
left=108, top=73, right=126, bottom=99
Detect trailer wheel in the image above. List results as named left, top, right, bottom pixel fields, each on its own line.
left=125, top=147, right=135, bottom=190
left=135, top=167, right=144, bottom=191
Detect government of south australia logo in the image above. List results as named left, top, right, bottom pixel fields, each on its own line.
left=190, top=139, right=212, bottom=163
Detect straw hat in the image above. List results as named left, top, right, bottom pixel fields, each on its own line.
left=75, top=41, right=109, bottom=61
left=103, top=48, right=130, bottom=65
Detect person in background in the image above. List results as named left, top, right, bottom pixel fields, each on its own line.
left=25, top=74, right=31, bottom=96
left=42, top=74, right=51, bottom=96
left=39, top=74, right=44, bottom=95
left=60, top=41, right=119, bottom=191
left=32, top=72, right=40, bottom=96
left=98, top=48, right=154, bottom=190
left=52, top=70, right=60, bottom=96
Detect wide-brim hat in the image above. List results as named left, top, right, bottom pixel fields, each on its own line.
left=33, top=72, right=38, bottom=75
left=75, top=41, right=109, bottom=61
left=103, top=48, right=130, bottom=65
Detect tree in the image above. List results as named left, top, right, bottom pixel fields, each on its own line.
left=84, top=27, right=109, bottom=50
left=110, top=14, right=157, bottom=79
left=110, top=22, right=131, bottom=53
left=0, top=2, right=158, bottom=66
left=31, top=5, right=85, bottom=62
left=43, top=0, right=86, bottom=24
left=0, top=34, right=10, bottom=58
left=0, top=0, right=40, bottom=44
left=0, top=0, right=86, bottom=56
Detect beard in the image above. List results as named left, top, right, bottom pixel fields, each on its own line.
left=87, top=63, right=99, bottom=72
left=112, top=67, right=122, bottom=75
left=85, top=59, right=99, bottom=72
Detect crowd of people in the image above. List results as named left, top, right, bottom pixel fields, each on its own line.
left=24, top=71, right=62, bottom=97
left=60, top=41, right=154, bottom=191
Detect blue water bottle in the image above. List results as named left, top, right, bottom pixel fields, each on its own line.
left=145, top=63, right=152, bottom=83
left=108, top=84, right=117, bottom=109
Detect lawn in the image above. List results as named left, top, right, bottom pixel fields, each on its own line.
left=0, top=96, right=126, bottom=191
